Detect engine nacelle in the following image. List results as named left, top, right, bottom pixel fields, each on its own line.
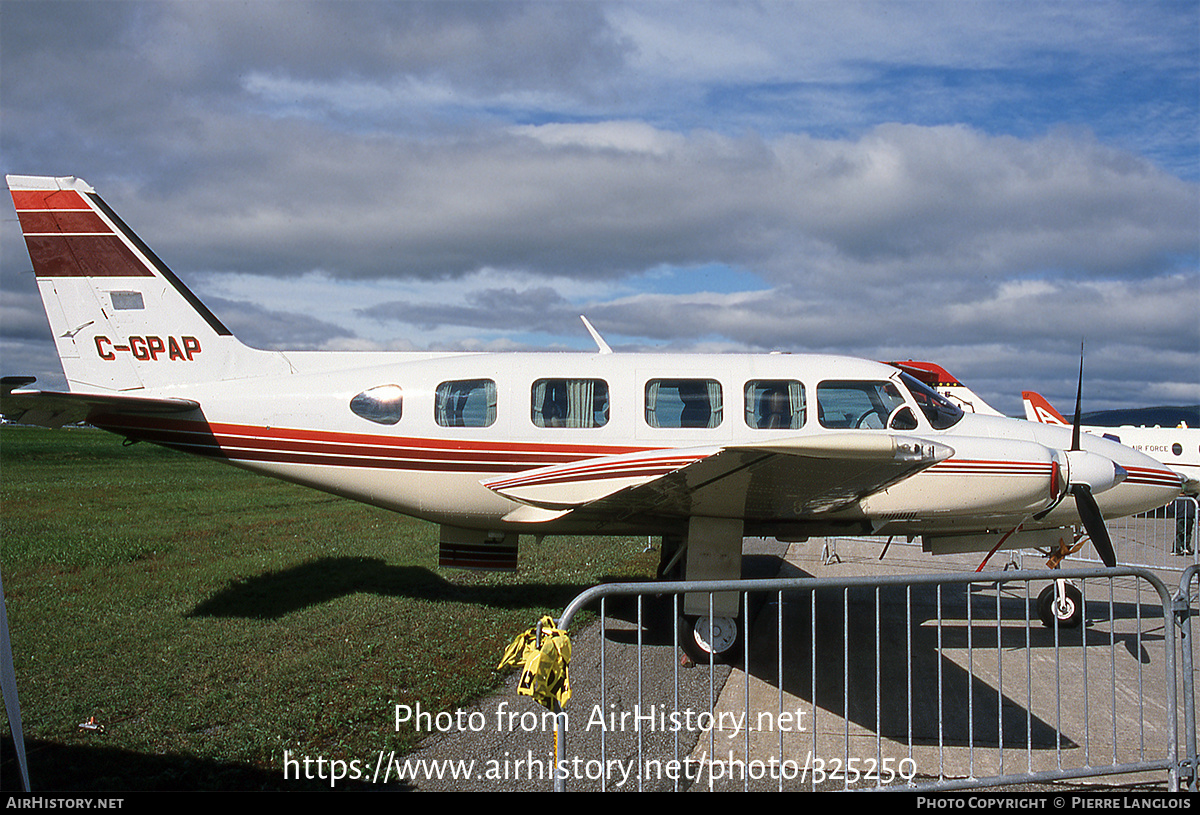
left=1061, top=449, right=1127, bottom=495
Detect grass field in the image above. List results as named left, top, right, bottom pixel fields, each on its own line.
left=0, top=425, right=656, bottom=790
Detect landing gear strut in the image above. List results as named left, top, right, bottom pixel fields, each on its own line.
left=659, top=519, right=745, bottom=663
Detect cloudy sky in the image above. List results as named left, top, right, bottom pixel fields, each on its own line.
left=1, top=0, right=1196, bottom=415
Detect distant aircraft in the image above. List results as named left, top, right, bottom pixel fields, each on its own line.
left=1, top=176, right=1183, bottom=659
left=888, top=360, right=1007, bottom=417
left=1023, top=391, right=1199, bottom=495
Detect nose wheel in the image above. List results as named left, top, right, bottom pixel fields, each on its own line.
left=1036, top=581, right=1082, bottom=628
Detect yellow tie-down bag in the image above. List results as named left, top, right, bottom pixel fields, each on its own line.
left=497, top=615, right=571, bottom=710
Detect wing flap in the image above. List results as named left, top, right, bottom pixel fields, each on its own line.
left=1, top=377, right=199, bottom=428
left=483, top=446, right=720, bottom=510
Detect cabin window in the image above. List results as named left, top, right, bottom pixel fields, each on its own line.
left=745, top=380, right=805, bottom=429
left=531, top=379, right=610, bottom=428
left=817, top=381, right=908, bottom=429
left=436, top=379, right=497, bottom=427
left=645, top=379, right=723, bottom=429
left=350, top=384, right=403, bottom=425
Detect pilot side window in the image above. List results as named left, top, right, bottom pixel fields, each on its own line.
left=349, top=384, right=403, bottom=425
left=435, top=379, right=497, bottom=427
left=745, top=380, right=805, bottom=429
left=531, top=379, right=610, bottom=428
left=645, top=379, right=723, bottom=429
left=817, top=381, right=908, bottom=430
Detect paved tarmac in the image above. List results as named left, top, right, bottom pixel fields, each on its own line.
left=405, top=537, right=1191, bottom=792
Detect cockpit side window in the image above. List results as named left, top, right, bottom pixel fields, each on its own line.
left=817, top=381, right=908, bottom=429
left=350, top=384, right=403, bottom=425
left=898, top=372, right=964, bottom=430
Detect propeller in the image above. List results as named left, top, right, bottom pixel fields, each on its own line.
left=1067, top=345, right=1118, bottom=568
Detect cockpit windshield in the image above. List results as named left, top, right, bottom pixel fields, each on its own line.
left=898, top=372, right=964, bottom=430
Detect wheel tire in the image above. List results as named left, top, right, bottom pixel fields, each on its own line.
left=1037, top=583, right=1083, bottom=629
left=680, top=613, right=742, bottom=664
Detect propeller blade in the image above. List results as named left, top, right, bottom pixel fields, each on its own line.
left=1071, top=343, right=1084, bottom=452
left=1071, top=483, right=1117, bottom=567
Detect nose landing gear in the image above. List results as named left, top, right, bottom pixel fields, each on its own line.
left=1036, top=580, right=1083, bottom=629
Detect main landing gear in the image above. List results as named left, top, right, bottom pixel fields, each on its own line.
left=658, top=526, right=745, bottom=665
left=679, top=611, right=743, bottom=665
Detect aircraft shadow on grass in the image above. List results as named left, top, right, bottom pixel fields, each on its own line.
left=186, top=551, right=1167, bottom=754
left=186, top=556, right=642, bottom=619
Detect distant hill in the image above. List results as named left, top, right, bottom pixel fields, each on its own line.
left=1080, top=405, right=1200, bottom=428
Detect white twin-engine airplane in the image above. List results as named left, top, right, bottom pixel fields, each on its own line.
left=1, top=175, right=1184, bottom=659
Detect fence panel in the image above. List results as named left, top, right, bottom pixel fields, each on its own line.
left=1105, top=497, right=1199, bottom=571
left=555, top=567, right=1185, bottom=792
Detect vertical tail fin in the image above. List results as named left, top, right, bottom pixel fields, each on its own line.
left=7, top=175, right=289, bottom=392
left=1022, top=390, right=1070, bottom=425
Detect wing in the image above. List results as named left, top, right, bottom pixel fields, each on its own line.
left=1, top=377, right=199, bottom=428
left=484, top=433, right=954, bottom=525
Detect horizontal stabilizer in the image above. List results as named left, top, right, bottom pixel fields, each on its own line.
left=1, top=377, right=198, bottom=428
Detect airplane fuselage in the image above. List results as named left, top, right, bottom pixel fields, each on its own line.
left=82, top=348, right=1180, bottom=544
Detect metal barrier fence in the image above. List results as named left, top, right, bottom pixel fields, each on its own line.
left=553, top=566, right=1194, bottom=792
left=1176, top=565, right=1198, bottom=791
left=1106, top=497, right=1199, bottom=572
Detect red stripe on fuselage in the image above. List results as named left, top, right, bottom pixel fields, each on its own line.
left=90, top=414, right=651, bottom=472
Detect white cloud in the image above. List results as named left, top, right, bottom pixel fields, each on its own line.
left=511, top=121, right=687, bottom=156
